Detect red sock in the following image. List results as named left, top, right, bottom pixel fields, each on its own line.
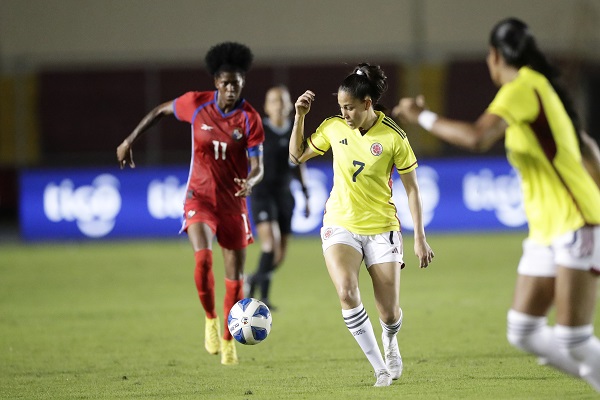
left=223, top=279, right=243, bottom=340
left=194, top=249, right=217, bottom=319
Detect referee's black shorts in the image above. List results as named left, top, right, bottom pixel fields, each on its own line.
left=251, top=189, right=295, bottom=235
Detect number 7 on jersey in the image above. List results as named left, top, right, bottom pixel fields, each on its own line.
left=352, top=160, right=365, bottom=182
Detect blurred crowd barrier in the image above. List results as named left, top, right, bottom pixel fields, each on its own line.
left=20, top=157, right=526, bottom=241
left=2, top=59, right=600, bottom=226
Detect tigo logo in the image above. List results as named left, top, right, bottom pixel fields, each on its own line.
left=147, top=176, right=186, bottom=219
left=43, top=174, right=121, bottom=238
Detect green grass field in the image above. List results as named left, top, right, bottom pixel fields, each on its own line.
left=1, top=232, right=598, bottom=399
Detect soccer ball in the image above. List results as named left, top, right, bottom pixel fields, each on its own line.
left=227, top=298, right=272, bottom=345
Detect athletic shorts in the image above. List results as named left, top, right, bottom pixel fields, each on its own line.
left=320, top=225, right=404, bottom=268
left=251, top=190, right=295, bottom=235
left=181, top=199, right=253, bottom=250
left=517, top=225, right=600, bottom=277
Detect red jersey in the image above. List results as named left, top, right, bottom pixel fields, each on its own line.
left=174, top=91, right=264, bottom=213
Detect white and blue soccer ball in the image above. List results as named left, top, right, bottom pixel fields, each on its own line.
left=228, top=298, right=272, bottom=345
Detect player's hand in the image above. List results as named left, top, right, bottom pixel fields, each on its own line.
left=392, top=95, right=427, bottom=125
left=301, top=187, right=310, bottom=217
left=117, top=140, right=135, bottom=169
left=295, top=90, right=315, bottom=117
left=414, top=237, right=434, bottom=268
left=303, top=202, right=310, bottom=218
left=234, top=178, right=252, bottom=197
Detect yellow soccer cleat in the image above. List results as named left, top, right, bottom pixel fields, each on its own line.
left=220, top=338, right=239, bottom=365
left=204, top=316, right=221, bottom=355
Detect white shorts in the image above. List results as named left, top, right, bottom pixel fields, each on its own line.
left=320, top=226, right=404, bottom=268
left=517, top=225, right=600, bottom=277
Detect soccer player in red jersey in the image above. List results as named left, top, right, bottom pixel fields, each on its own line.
left=116, top=42, right=264, bottom=365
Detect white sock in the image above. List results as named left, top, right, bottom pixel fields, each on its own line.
left=555, top=324, right=600, bottom=393
left=507, top=310, right=579, bottom=376
left=342, top=304, right=387, bottom=372
left=380, top=308, right=403, bottom=349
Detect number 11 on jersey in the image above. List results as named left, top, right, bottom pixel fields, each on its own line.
left=213, top=140, right=227, bottom=160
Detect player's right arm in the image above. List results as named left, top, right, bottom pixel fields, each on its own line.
left=117, top=100, right=175, bottom=169
left=296, top=162, right=311, bottom=217
left=289, top=90, right=318, bottom=165
left=392, top=96, right=507, bottom=153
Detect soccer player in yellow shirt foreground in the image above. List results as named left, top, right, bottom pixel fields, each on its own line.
left=394, top=17, right=600, bottom=394
left=289, top=63, right=435, bottom=387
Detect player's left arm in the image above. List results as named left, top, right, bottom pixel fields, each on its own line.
left=235, top=110, right=266, bottom=197
left=399, top=169, right=434, bottom=268
left=292, top=163, right=310, bottom=217
left=235, top=153, right=264, bottom=197
left=580, top=130, right=600, bottom=189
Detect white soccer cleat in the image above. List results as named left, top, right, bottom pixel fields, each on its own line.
left=374, top=369, right=392, bottom=387
left=537, top=357, right=549, bottom=366
left=383, top=335, right=403, bottom=380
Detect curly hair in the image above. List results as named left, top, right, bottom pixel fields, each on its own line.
left=205, top=42, right=254, bottom=76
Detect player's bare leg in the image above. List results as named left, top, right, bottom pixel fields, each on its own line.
left=325, top=244, right=390, bottom=386
left=369, top=261, right=403, bottom=379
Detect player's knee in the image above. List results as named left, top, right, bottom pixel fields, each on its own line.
left=337, top=285, right=360, bottom=307
left=260, top=242, right=275, bottom=253
left=195, top=249, right=213, bottom=270
left=194, top=249, right=214, bottom=292
left=257, top=228, right=275, bottom=252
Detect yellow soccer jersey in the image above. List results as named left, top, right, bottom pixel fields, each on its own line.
left=487, top=66, right=600, bottom=244
left=307, top=111, right=417, bottom=235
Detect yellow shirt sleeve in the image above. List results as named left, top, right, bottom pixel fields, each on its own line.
left=394, top=137, right=418, bottom=174
left=487, top=80, right=538, bottom=125
left=307, top=121, right=331, bottom=155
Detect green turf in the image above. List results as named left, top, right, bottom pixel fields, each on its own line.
left=1, top=233, right=598, bottom=399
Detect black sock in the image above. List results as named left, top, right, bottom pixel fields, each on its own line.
left=255, top=251, right=275, bottom=300
left=247, top=273, right=256, bottom=298
left=260, top=272, right=272, bottom=301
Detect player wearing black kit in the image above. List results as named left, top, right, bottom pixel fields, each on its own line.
left=247, top=86, right=309, bottom=309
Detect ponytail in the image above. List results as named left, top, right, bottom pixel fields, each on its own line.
left=490, top=18, right=582, bottom=137
left=339, top=63, right=388, bottom=110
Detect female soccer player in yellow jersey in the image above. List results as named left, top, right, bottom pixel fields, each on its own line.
left=394, top=18, right=600, bottom=393
left=289, top=63, right=435, bottom=387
